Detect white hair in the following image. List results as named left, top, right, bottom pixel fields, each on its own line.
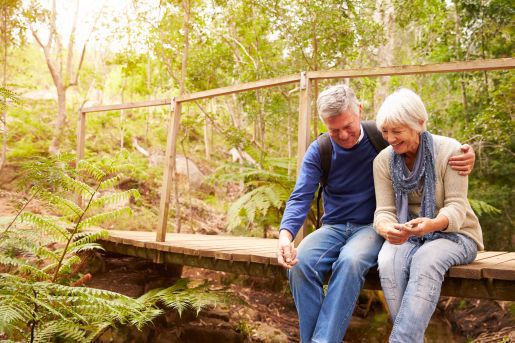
left=317, top=84, right=360, bottom=120
left=376, top=88, right=427, bottom=133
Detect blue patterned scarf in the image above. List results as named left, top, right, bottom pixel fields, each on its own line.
left=390, top=131, right=460, bottom=244
left=390, top=131, right=436, bottom=224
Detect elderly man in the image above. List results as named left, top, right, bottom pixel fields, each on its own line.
left=277, top=84, right=475, bottom=343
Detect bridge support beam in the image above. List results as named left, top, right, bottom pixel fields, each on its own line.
left=156, top=98, right=182, bottom=242
left=294, top=72, right=312, bottom=246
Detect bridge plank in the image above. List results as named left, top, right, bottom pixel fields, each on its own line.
left=482, top=260, right=515, bottom=281
left=449, top=252, right=513, bottom=279
left=474, top=251, right=507, bottom=260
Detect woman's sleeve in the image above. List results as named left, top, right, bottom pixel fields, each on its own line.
left=373, top=150, right=398, bottom=231
left=438, top=142, right=468, bottom=232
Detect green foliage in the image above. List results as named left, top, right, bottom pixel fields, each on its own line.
left=468, top=199, right=501, bottom=217
left=211, top=157, right=295, bottom=236
left=139, top=278, right=223, bottom=316
left=227, top=184, right=290, bottom=232
left=0, top=87, right=20, bottom=111
left=0, top=156, right=223, bottom=341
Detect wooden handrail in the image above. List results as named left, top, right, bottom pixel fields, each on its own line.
left=307, top=58, right=515, bottom=80
left=80, top=58, right=515, bottom=114
left=176, top=73, right=301, bottom=102
left=81, top=98, right=171, bottom=113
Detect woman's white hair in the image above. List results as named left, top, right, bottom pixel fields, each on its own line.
left=376, top=88, right=428, bottom=133
left=317, top=84, right=360, bottom=120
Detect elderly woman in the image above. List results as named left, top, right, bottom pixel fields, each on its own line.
left=373, top=88, right=483, bottom=342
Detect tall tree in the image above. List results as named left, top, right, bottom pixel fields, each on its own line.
left=1, top=0, right=23, bottom=171
left=26, top=0, right=99, bottom=154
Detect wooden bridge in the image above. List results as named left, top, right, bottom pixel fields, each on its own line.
left=78, top=58, right=515, bottom=301
left=94, top=229, right=515, bottom=301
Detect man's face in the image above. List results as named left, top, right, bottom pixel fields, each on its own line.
left=323, top=107, right=362, bottom=149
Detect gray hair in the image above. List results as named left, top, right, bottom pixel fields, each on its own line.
left=376, top=88, right=428, bottom=133
left=317, top=84, right=360, bottom=120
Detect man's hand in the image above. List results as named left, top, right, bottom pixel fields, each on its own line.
left=377, top=221, right=410, bottom=245
left=277, top=230, right=298, bottom=269
left=449, top=144, right=475, bottom=176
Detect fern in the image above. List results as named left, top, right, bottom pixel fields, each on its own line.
left=227, top=184, right=290, bottom=232
left=78, top=208, right=132, bottom=230
left=39, top=191, right=84, bottom=221
left=98, top=175, right=124, bottom=190
left=1, top=157, right=223, bottom=341
left=139, top=278, right=223, bottom=317
left=20, top=212, right=70, bottom=241
left=89, top=189, right=140, bottom=210
left=211, top=156, right=295, bottom=236
left=469, top=198, right=501, bottom=216
left=0, top=86, right=21, bottom=111
left=77, top=160, right=107, bottom=181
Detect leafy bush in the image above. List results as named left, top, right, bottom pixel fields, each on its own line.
left=0, top=155, right=222, bottom=342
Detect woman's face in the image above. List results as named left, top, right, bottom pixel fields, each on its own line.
left=381, top=124, right=420, bottom=156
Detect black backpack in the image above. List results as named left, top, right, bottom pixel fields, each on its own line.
left=315, top=120, right=388, bottom=229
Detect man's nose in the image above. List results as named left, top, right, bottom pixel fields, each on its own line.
left=338, top=130, right=349, bottom=140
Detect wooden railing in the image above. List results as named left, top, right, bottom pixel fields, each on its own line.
left=77, top=57, right=515, bottom=244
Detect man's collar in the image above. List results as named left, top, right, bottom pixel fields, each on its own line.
left=356, top=124, right=365, bottom=144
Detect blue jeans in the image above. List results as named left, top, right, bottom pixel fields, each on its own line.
left=288, top=223, right=384, bottom=343
left=378, top=234, right=478, bottom=343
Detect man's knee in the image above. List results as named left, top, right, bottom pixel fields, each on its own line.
left=289, top=256, right=318, bottom=284
left=334, top=252, right=372, bottom=273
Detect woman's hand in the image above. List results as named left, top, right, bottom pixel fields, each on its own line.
left=404, top=218, right=432, bottom=237
left=377, top=221, right=411, bottom=245
left=405, top=215, right=449, bottom=236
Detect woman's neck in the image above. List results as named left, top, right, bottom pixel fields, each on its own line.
left=404, top=134, right=421, bottom=170
left=404, top=149, right=418, bottom=171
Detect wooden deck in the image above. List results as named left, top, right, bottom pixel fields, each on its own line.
left=96, top=230, right=515, bottom=301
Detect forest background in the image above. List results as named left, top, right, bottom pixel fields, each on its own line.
left=1, top=0, right=513, bottom=250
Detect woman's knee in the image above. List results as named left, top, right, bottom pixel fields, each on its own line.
left=410, top=254, right=449, bottom=282
left=377, top=243, right=397, bottom=275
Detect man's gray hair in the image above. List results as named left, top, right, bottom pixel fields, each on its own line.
left=317, top=84, right=360, bottom=120
left=376, top=88, right=428, bottom=133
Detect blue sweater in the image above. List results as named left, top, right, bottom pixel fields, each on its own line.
left=280, top=131, right=378, bottom=238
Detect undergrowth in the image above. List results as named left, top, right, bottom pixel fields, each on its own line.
left=0, top=155, right=222, bottom=342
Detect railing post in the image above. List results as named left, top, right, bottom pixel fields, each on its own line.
left=76, top=108, right=86, bottom=206
left=294, top=72, right=311, bottom=246
left=156, top=98, right=182, bottom=242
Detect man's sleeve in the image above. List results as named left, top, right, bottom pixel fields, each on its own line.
left=280, top=141, right=323, bottom=239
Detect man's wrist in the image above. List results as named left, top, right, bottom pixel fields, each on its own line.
left=279, top=229, right=293, bottom=242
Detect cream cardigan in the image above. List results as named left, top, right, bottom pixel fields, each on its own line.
left=373, top=134, right=484, bottom=250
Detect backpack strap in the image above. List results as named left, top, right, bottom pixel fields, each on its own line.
left=316, top=133, right=332, bottom=229
left=362, top=120, right=388, bottom=153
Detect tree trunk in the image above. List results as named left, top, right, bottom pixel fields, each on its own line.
left=453, top=2, right=468, bottom=114
left=1, top=5, right=8, bottom=172
left=312, top=18, right=319, bottom=137
left=31, top=0, right=92, bottom=155
left=287, top=95, right=293, bottom=177
left=174, top=0, right=192, bottom=232
left=204, top=99, right=214, bottom=159
left=373, top=0, right=395, bottom=113
left=48, top=87, right=67, bottom=155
